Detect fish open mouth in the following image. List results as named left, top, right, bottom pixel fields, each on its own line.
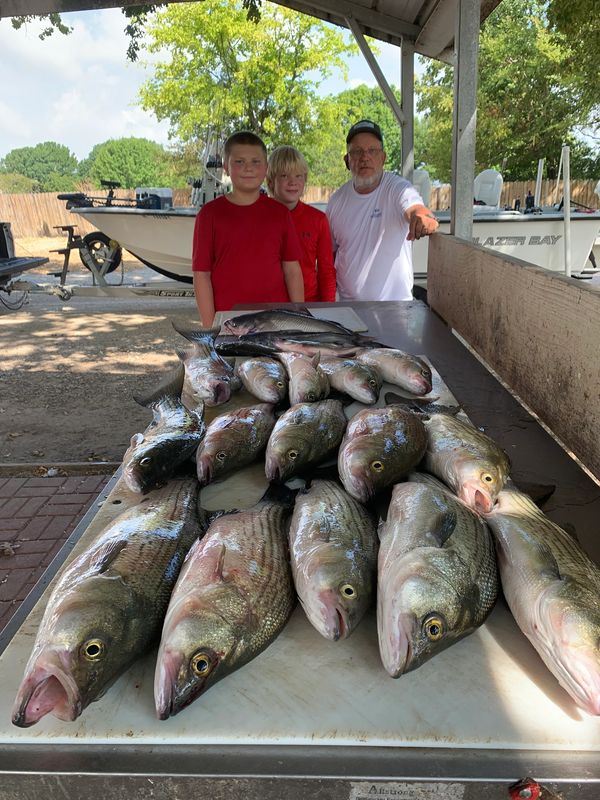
left=459, top=483, right=493, bottom=514
left=12, top=660, right=81, bottom=727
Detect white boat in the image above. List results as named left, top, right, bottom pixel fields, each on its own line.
left=70, top=201, right=600, bottom=283
left=65, top=168, right=600, bottom=283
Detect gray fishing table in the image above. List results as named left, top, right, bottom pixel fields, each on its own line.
left=1, top=299, right=599, bottom=800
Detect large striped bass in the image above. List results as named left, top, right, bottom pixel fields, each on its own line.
left=485, top=487, right=600, bottom=715
left=12, top=479, right=203, bottom=727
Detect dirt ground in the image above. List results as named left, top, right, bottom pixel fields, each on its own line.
left=1, top=237, right=198, bottom=466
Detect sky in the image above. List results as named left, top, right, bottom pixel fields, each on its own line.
left=0, top=7, right=415, bottom=162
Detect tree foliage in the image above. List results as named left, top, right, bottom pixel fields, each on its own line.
left=416, top=0, right=600, bottom=181
left=0, top=142, right=78, bottom=191
left=78, top=137, right=172, bottom=188
left=0, top=172, right=39, bottom=194
left=298, top=85, right=429, bottom=188
left=138, top=0, right=354, bottom=149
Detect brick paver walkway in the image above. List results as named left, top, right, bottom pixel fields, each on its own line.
left=0, top=475, right=111, bottom=632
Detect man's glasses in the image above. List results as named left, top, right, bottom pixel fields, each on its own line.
left=347, top=147, right=383, bottom=159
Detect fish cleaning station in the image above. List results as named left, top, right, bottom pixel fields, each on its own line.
left=1, top=1, right=600, bottom=799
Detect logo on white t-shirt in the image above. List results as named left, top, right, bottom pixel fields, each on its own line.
left=371, top=208, right=382, bottom=219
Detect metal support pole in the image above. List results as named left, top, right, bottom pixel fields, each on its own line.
left=401, top=41, right=415, bottom=182
left=563, top=144, right=571, bottom=277
left=345, top=15, right=406, bottom=129
left=534, top=158, right=545, bottom=208
left=450, top=0, right=480, bottom=240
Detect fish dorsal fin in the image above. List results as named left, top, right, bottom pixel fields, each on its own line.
left=129, top=432, right=144, bottom=447
left=310, top=351, right=321, bottom=368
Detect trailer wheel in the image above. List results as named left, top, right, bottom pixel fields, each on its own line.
left=79, top=232, right=122, bottom=274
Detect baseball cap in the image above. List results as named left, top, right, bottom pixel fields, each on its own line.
left=346, top=119, right=383, bottom=144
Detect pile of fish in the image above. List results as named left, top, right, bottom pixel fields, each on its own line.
left=12, top=307, right=600, bottom=727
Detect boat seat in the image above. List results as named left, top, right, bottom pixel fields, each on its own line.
left=473, top=169, right=503, bottom=207
left=413, top=169, right=432, bottom=207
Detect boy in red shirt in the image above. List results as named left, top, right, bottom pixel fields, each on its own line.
left=267, top=146, right=336, bottom=302
left=192, top=132, right=304, bottom=326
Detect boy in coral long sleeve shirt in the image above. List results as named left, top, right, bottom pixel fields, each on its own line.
left=267, top=145, right=336, bottom=303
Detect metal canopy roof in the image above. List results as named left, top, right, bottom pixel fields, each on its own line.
left=0, top=0, right=501, bottom=62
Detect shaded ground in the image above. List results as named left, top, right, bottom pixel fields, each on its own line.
left=1, top=237, right=198, bottom=464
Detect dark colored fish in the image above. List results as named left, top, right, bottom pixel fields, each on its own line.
left=123, top=381, right=205, bottom=494
left=216, top=329, right=384, bottom=359
left=223, top=308, right=357, bottom=336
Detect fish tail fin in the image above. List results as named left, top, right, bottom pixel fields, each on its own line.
left=172, top=318, right=220, bottom=346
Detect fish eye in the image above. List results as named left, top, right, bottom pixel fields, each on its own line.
left=370, top=460, right=384, bottom=472
left=288, top=449, right=299, bottom=461
left=423, top=616, right=444, bottom=641
left=368, top=379, right=377, bottom=387
left=276, top=381, right=285, bottom=388
left=482, top=472, right=494, bottom=483
left=420, top=369, right=429, bottom=377
left=340, top=583, right=357, bottom=599
left=306, top=392, right=316, bottom=401
left=82, top=639, right=105, bottom=661
left=216, top=451, right=227, bottom=462
left=139, top=457, right=152, bottom=466
left=191, top=652, right=212, bottom=677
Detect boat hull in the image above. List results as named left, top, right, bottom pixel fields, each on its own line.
left=72, top=206, right=600, bottom=283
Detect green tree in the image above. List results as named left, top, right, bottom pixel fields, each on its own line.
left=0, top=142, right=78, bottom=191
left=296, top=85, right=429, bottom=188
left=138, top=0, right=354, bottom=149
left=0, top=172, right=39, bottom=194
left=546, top=0, right=600, bottom=129
left=79, top=137, right=172, bottom=188
left=416, top=0, right=600, bottom=181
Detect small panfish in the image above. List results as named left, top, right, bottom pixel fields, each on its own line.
left=265, top=399, right=347, bottom=482
left=123, top=382, right=205, bottom=494
left=197, top=403, right=276, bottom=486
left=216, top=329, right=382, bottom=359
left=235, top=357, right=288, bottom=404
left=12, top=480, right=203, bottom=727
left=172, top=323, right=240, bottom=408
left=319, top=357, right=382, bottom=404
left=278, top=351, right=330, bottom=405
left=356, top=348, right=432, bottom=395
left=154, top=485, right=296, bottom=718
left=289, top=479, right=378, bottom=640
left=485, top=487, right=600, bottom=715
left=419, top=412, right=510, bottom=514
left=337, top=406, right=427, bottom=503
left=223, top=308, right=356, bottom=336
left=378, top=474, right=498, bottom=677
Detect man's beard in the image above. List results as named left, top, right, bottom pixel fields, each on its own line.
left=352, top=170, right=384, bottom=192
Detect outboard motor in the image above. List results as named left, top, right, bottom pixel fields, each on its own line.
left=0, top=222, right=15, bottom=259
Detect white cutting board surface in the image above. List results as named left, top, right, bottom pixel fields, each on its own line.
left=214, top=306, right=369, bottom=332
left=2, top=363, right=600, bottom=748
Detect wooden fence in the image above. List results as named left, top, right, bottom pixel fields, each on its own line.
left=1, top=180, right=598, bottom=238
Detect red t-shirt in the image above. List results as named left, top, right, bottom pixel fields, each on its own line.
left=192, top=194, right=302, bottom=311
left=290, top=201, right=337, bottom=302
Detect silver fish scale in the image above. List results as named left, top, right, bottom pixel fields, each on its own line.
left=201, top=503, right=295, bottom=659
left=292, top=479, right=376, bottom=552
left=394, top=482, right=497, bottom=621
left=56, top=480, right=201, bottom=611
left=488, top=491, right=600, bottom=587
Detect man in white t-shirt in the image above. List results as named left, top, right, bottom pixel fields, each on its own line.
left=326, top=119, right=439, bottom=301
